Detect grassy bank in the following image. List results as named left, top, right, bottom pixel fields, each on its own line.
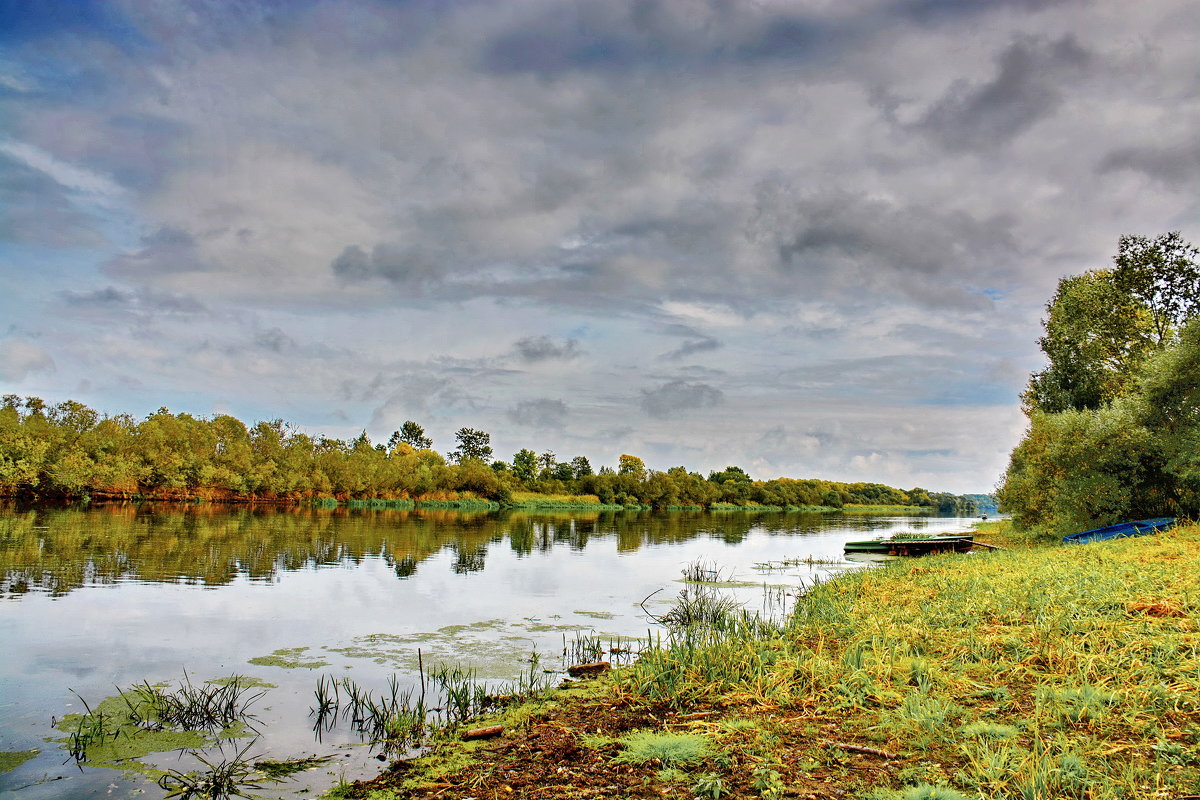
left=348, top=523, right=1200, bottom=799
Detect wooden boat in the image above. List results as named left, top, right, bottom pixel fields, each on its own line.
left=844, top=535, right=975, bottom=556
left=1061, top=517, right=1175, bottom=545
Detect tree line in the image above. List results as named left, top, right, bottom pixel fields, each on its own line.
left=999, top=232, right=1200, bottom=536
left=0, top=396, right=975, bottom=512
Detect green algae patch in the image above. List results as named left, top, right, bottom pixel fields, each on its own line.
left=0, top=749, right=38, bottom=773
left=53, top=695, right=208, bottom=777
left=435, top=619, right=507, bottom=636
left=207, top=675, right=277, bottom=688
left=573, top=610, right=616, bottom=620
left=248, top=647, right=330, bottom=669
left=328, top=617, right=592, bottom=678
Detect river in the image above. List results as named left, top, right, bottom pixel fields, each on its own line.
left=0, top=504, right=978, bottom=798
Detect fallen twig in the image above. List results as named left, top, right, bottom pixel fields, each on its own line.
left=830, top=742, right=900, bottom=759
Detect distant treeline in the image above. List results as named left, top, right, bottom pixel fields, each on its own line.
left=0, top=395, right=978, bottom=513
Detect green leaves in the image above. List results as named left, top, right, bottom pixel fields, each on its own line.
left=1004, top=233, right=1200, bottom=533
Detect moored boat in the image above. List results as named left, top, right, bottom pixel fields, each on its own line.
left=1061, top=517, right=1175, bottom=545
left=844, top=535, right=975, bottom=556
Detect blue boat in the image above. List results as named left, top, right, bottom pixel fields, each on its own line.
left=1062, top=517, right=1175, bottom=545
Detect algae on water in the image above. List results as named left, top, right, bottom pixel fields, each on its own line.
left=248, top=647, right=330, bottom=669
left=207, top=675, right=277, bottom=688
left=0, top=750, right=38, bottom=774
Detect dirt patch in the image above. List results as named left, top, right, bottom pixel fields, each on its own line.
left=343, top=692, right=896, bottom=799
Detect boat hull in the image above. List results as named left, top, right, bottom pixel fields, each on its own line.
left=844, top=536, right=974, bottom=556
left=1062, top=518, right=1175, bottom=545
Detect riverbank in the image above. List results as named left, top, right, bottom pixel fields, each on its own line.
left=342, top=521, right=1200, bottom=799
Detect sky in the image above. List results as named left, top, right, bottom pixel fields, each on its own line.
left=1, top=0, right=1197, bottom=495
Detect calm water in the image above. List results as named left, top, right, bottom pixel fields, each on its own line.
left=0, top=504, right=977, bottom=798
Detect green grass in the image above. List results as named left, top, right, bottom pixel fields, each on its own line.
left=613, top=523, right=1200, bottom=798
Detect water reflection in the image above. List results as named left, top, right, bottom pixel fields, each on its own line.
left=0, top=503, right=911, bottom=597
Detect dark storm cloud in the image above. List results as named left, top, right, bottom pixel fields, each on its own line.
left=639, top=380, right=723, bottom=419
left=1100, top=142, right=1200, bottom=189
left=513, top=336, right=582, bottom=363
left=918, top=35, right=1091, bottom=151
left=761, top=187, right=1017, bottom=304
left=507, top=398, right=569, bottom=429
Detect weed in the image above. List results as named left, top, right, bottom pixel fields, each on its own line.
left=750, top=766, right=785, bottom=799
left=900, top=785, right=972, bottom=800
left=1038, top=684, right=1117, bottom=724
left=612, top=730, right=711, bottom=767
left=958, top=721, right=1020, bottom=741
left=692, top=772, right=729, bottom=798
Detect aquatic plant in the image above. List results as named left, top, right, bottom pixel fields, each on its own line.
left=157, top=739, right=265, bottom=799
left=121, top=674, right=265, bottom=733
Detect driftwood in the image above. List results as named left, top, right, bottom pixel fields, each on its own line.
left=830, top=742, right=900, bottom=759
left=462, top=725, right=504, bottom=740
left=971, top=541, right=1005, bottom=550
left=567, top=661, right=612, bottom=678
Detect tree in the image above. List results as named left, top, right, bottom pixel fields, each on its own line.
left=570, top=455, right=593, bottom=479
left=539, top=451, right=557, bottom=471
left=1023, top=232, right=1199, bottom=414
left=450, top=427, right=493, bottom=463
left=512, top=448, right=538, bottom=482
left=708, top=465, right=752, bottom=484
left=617, top=454, right=647, bottom=483
left=389, top=420, right=432, bottom=451
left=1001, top=234, right=1200, bottom=536
left=1113, top=231, right=1200, bottom=342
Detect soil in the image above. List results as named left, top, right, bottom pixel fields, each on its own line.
left=343, top=691, right=900, bottom=799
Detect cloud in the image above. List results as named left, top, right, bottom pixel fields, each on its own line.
left=0, top=338, right=56, bottom=381
left=662, top=335, right=721, bottom=361
left=58, top=286, right=206, bottom=315
left=330, top=243, right=447, bottom=293
left=106, top=227, right=212, bottom=279
left=253, top=327, right=295, bottom=353
left=639, top=380, right=724, bottom=419
left=917, top=35, right=1091, bottom=151
left=0, top=152, right=108, bottom=246
left=1100, top=142, right=1200, bottom=189
left=0, top=138, right=125, bottom=201
left=507, top=398, right=569, bottom=429
left=513, top=336, right=582, bottom=363
left=760, top=187, right=1018, bottom=306
left=1, top=0, right=1197, bottom=493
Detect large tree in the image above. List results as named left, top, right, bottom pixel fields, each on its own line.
left=388, top=420, right=432, bottom=451
left=1023, top=232, right=1200, bottom=414
left=449, top=427, right=493, bottom=463
left=1001, top=233, right=1200, bottom=535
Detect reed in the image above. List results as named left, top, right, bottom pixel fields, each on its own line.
left=157, top=739, right=264, bottom=799
left=121, top=674, right=265, bottom=733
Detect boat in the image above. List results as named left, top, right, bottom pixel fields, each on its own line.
left=1061, top=517, right=1175, bottom=545
left=843, top=535, right=975, bottom=556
